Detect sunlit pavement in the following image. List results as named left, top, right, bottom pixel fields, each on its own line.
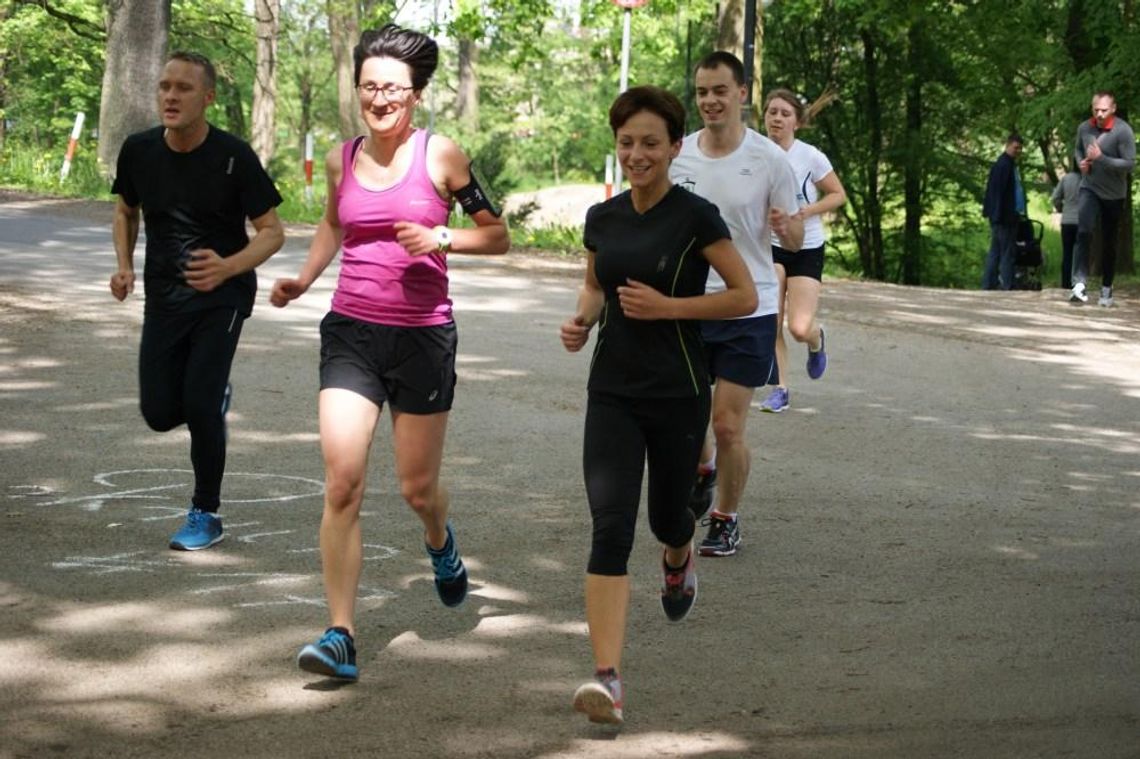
left=1, top=198, right=1138, bottom=758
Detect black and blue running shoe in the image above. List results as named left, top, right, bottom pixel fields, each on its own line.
left=426, top=522, right=468, bottom=607
left=297, top=627, right=358, bottom=681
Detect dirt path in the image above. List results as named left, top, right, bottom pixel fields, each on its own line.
left=1, top=197, right=1137, bottom=758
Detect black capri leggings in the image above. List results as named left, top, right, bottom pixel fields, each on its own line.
left=583, top=390, right=710, bottom=576
left=139, top=307, right=244, bottom=513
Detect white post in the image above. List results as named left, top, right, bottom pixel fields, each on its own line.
left=614, top=8, right=632, bottom=191
left=59, top=112, right=86, bottom=181
left=304, top=132, right=314, bottom=204
left=605, top=154, right=614, bottom=199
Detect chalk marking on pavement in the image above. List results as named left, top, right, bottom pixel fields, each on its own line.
left=7, top=485, right=56, bottom=498
left=235, top=586, right=396, bottom=609
left=190, top=572, right=309, bottom=595
left=23, top=469, right=324, bottom=512
left=237, top=529, right=295, bottom=544
left=51, top=552, right=173, bottom=574
left=288, top=543, right=400, bottom=561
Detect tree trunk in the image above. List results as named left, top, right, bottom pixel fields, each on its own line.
left=327, top=0, right=361, bottom=139
left=457, top=37, right=479, bottom=130
left=716, top=0, right=762, bottom=124
left=251, top=0, right=279, bottom=167
left=901, top=21, right=923, bottom=285
left=219, top=74, right=246, bottom=139
left=0, top=1, right=11, bottom=152
left=716, top=0, right=743, bottom=58
left=1118, top=185, right=1134, bottom=276
left=860, top=29, right=885, bottom=280
left=97, top=0, right=172, bottom=177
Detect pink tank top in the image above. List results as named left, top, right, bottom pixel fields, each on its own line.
left=331, top=129, right=453, bottom=326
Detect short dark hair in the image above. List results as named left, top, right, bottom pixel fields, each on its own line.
left=609, top=86, right=687, bottom=143
left=167, top=51, right=216, bottom=90
left=695, top=51, right=745, bottom=87
left=1093, top=90, right=1116, bottom=104
left=354, top=24, right=439, bottom=90
left=1006, top=132, right=1023, bottom=146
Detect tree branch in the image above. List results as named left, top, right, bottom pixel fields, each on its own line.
left=15, top=0, right=104, bottom=42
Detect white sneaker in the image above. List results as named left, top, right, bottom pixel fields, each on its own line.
left=1098, top=287, right=1114, bottom=307
left=1070, top=282, right=1088, bottom=303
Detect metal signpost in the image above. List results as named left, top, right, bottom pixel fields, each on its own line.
left=610, top=0, right=649, bottom=193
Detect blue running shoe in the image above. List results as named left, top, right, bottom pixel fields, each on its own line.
left=806, top=327, right=827, bottom=379
left=298, top=627, right=358, bottom=681
left=169, top=508, right=224, bottom=551
left=426, top=522, right=468, bottom=607
left=758, top=387, right=789, bottom=413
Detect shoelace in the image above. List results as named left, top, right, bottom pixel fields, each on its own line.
left=700, top=516, right=729, bottom=538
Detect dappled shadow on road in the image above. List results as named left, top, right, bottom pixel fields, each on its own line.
left=4, top=202, right=1140, bottom=756
left=826, top=279, right=1140, bottom=397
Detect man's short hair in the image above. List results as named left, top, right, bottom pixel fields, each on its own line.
left=168, top=51, right=217, bottom=90
left=1006, top=133, right=1023, bottom=146
left=695, top=51, right=745, bottom=87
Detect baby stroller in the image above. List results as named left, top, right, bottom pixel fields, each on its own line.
left=1012, top=217, right=1044, bottom=291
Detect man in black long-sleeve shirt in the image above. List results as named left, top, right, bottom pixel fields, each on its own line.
left=981, top=133, right=1025, bottom=290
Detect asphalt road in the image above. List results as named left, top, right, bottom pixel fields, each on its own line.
left=1, top=196, right=1138, bottom=758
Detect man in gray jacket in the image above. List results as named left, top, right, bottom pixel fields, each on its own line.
left=1051, top=162, right=1081, bottom=290
left=1071, top=91, right=1135, bottom=306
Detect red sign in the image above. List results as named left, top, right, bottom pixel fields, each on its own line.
left=611, top=0, right=649, bottom=8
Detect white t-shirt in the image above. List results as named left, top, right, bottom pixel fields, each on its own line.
left=773, top=138, right=835, bottom=250
left=669, top=128, right=799, bottom=318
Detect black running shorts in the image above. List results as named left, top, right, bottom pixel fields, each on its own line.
left=773, top=244, right=825, bottom=281
left=319, top=311, right=457, bottom=414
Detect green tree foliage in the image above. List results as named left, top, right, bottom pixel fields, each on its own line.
left=764, top=0, right=1138, bottom=285
left=437, top=0, right=718, bottom=201
left=3, top=0, right=1135, bottom=283
left=1, top=0, right=103, bottom=146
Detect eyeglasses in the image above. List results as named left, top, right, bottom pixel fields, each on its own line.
left=357, top=82, right=415, bottom=102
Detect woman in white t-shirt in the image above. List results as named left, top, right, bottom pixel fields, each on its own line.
left=759, top=88, right=847, bottom=413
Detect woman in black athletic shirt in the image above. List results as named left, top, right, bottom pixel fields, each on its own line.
left=561, top=86, right=757, bottom=725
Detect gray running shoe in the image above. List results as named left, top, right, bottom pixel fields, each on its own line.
left=660, top=549, right=698, bottom=621
left=698, top=513, right=740, bottom=557
left=573, top=669, right=624, bottom=724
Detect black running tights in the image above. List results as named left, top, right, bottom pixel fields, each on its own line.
left=582, top=391, right=708, bottom=576
left=138, top=307, right=244, bottom=513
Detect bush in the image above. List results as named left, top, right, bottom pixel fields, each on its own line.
left=0, top=141, right=111, bottom=198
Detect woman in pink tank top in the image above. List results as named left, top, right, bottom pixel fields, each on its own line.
left=270, top=24, right=508, bottom=682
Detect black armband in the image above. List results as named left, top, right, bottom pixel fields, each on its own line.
left=454, top=166, right=502, bottom=218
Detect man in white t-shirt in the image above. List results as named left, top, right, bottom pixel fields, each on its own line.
left=669, top=51, right=803, bottom=557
